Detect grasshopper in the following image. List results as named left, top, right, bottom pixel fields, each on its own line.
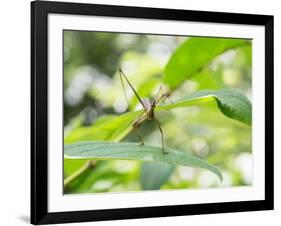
left=119, top=68, right=169, bottom=154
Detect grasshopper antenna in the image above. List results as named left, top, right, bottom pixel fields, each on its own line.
left=119, top=68, right=147, bottom=110
left=119, top=68, right=130, bottom=107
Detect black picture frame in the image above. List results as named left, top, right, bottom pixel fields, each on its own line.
left=31, top=0, right=274, bottom=224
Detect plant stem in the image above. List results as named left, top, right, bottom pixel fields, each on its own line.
left=64, top=160, right=96, bottom=188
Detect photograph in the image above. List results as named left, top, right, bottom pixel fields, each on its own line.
left=30, top=1, right=273, bottom=224
left=63, top=30, right=252, bottom=194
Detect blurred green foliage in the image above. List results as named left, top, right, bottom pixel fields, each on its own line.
left=63, top=31, right=252, bottom=194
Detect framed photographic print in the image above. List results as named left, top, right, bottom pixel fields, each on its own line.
left=31, top=0, right=274, bottom=224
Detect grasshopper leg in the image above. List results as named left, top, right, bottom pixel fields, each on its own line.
left=137, top=135, right=144, bottom=146
left=154, top=119, right=167, bottom=154
left=132, top=113, right=147, bottom=147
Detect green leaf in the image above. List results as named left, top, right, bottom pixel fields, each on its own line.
left=64, top=159, right=88, bottom=178
left=65, top=161, right=121, bottom=193
left=65, top=89, right=251, bottom=144
left=164, top=37, right=249, bottom=89
left=64, top=112, right=141, bottom=143
left=140, top=162, right=176, bottom=190
left=64, top=141, right=223, bottom=182
left=156, top=90, right=252, bottom=125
